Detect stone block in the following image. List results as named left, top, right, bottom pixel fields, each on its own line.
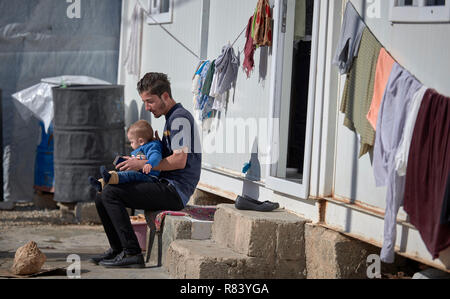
left=32, top=191, right=58, bottom=210
left=165, top=239, right=259, bottom=279
left=165, top=239, right=307, bottom=279
left=188, top=189, right=234, bottom=206
left=57, top=202, right=77, bottom=224
left=147, top=216, right=214, bottom=266
left=305, top=223, right=380, bottom=279
left=212, top=204, right=307, bottom=260
left=75, top=202, right=101, bottom=224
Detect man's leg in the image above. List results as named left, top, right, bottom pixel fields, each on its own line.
left=100, top=180, right=183, bottom=256
left=94, top=193, right=123, bottom=253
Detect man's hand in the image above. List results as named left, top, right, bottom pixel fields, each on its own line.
left=116, top=157, right=148, bottom=172
left=143, top=164, right=152, bottom=174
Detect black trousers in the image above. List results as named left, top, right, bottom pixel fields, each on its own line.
left=95, top=179, right=184, bottom=255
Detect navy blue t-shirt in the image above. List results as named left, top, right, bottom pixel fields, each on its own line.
left=160, top=103, right=202, bottom=206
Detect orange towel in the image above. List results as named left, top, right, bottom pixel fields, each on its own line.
left=367, top=48, right=395, bottom=130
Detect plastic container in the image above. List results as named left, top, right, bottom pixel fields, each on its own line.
left=34, top=121, right=55, bottom=192
left=131, top=221, right=147, bottom=251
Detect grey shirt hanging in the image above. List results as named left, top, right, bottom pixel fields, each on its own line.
left=332, top=2, right=366, bottom=75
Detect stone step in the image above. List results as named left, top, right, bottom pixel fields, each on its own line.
left=212, top=204, right=309, bottom=260
left=165, top=239, right=306, bottom=279
left=146, top=215, right=213, bottom=266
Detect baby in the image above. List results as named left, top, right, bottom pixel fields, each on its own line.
left=89, top=120, right=162, bottom=192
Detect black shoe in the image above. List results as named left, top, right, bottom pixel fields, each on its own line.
left=99, top=251, right=145, bottom=268
left=235, top=196, right=280, bottom=212
left=88, top=176, right=102, bottom=193
left=100, top=165, right=111, bottom=184
left=89, top=248, right=120, bottom=265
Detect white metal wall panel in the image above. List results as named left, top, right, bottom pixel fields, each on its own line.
left=201, top=0, right=272, bottom=180
left=118, top=0, right=203, bottom=135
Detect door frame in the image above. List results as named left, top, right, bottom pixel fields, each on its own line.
left=265, top=0, right=327, bottom=199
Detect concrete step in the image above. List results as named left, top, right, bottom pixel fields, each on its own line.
left=165, top=239, right=306, bottom=279
left=147, top=215, right=213, bottom=266
left=212, top=204, right=309, bottom=260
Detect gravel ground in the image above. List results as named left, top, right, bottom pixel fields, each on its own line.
left=0, top=202, right=80, bottom=229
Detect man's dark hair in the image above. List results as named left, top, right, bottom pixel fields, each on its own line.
left=137, top=72, right=172, bottom=98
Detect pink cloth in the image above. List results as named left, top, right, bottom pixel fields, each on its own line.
left=243, top=16, right=256, bottom=78
left=367, top=48, right=395, bottom=130
left=153, top=206, right=217, bottom=232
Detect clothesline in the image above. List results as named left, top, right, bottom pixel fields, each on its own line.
left=137, top=0, right=246, bottom=61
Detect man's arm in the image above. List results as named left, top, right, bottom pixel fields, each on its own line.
left=117, top=149, right=187, bottom=172
left=153, top=148, right=187, bottom=171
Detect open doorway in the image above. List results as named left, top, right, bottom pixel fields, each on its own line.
left=279, top=0, right=315, bottom=183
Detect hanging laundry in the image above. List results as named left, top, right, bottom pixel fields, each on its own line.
left=243, top=16, right=256, bottom=78
left=366, top=48, right=396, bottom=130
left=209, top=71, right=228, bottom=113
left=394, top=86, right=428, bottom=177
left=192, top=60, right=210, bottom=121
left=373, top=63, right=423, bottom=264
left=441, top=171, right=450, bottom=225
left=201, top=96, right=215, bottom=121
left=201, top=60, right=215, bottom=96
left=404, top=89, right=450, bottom=259
left=332, top=2, right=366, bottom=75
left=215, top=45, right=240, bottom=95
left=340, top=27, right=381, bottom=158
left=123, top=3, right=144, bottom=77
left=252, top=0, right=272, bottom=47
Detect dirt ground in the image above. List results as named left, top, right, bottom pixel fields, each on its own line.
left=0, top=202, right=438, bottom=280
left=0, top=202, right=170, bottom=279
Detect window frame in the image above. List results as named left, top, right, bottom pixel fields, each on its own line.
left=146, top=0, right=173, bottom=25
left=389, top=0, right=450, bottom=23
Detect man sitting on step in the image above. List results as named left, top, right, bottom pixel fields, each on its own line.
left=90, top=73, right=202, bottom=268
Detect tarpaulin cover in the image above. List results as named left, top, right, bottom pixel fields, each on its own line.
left=0, top=0, right=122, bottom=203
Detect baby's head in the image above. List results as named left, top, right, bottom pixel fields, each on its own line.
left=127, top=120, right=154, bottom=150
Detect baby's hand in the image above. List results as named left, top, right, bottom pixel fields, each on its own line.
left=143, top=164, right=152, bottom=174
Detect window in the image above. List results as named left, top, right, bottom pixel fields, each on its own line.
left=390, top=0, right=450, bottom=23
left=146, top=0, right=173, bottom=25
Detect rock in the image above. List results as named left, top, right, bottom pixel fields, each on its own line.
left=10, top=241, right=47, bottom=275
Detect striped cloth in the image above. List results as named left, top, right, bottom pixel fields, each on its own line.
left=340, top=27, right=382, bottom=158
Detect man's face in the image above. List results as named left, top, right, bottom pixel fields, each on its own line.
left=140, top=91, right=166, bottom=119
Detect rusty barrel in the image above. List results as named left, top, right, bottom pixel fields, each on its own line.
left=52, top=85, right=125, bottom=203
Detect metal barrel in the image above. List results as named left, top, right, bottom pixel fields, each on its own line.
left=52, top=85, right=125, bottom=203
left=0, top=89, right=2, bottom=202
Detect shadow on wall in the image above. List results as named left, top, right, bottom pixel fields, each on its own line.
left=125, top=99, right=139, bottom=129
left=140, top=102, right=152, bottom=124
left=242, top=138, right=261, bottom=201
